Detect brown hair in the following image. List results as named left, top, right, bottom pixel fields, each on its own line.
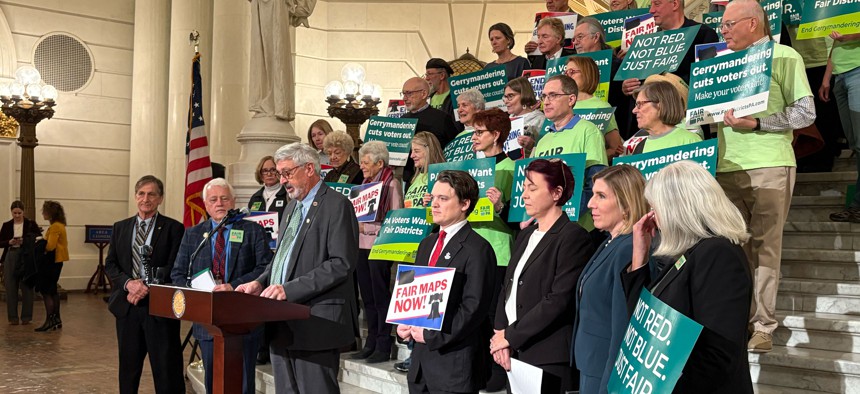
left=10, top=200, right=24, bottom=211
left=254, top=155, right=275, bottom=184
left=505, top=77, right=539, bottom=108
left=42, top=200, right=67, bottom=225
left=537, top=17, right=566, bottom=44
left=566, top=57, right=600, bottom=95
left=472, top=108, right=511, bottom=148
left=592, top=165, right=648, bottom=234
left=435, top=170, right=480, bottom=216
left=306, top=119, right=333, bottom=150
left=634, top=81, right=686, bottom=126
left=134, top=175, right=164, bottom=196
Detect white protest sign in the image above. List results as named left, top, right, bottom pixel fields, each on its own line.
left=622, top=13, right=656, bottom=51
left=386, top=264, right=457, bottom=331
left=349, top=182, right=384, bottom=222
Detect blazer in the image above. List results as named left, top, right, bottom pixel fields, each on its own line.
left=170, top=219, right=272, bottom=340
left=528, top=48, right=577, bottom=71
left=248, top=184, right=289, bottom=224
left=621, top=237, right=753, bottom=393
left=105, top=214, right=184, bottom=318
left=0, top=218, right=41, bottom=264
left=255, top=182, right=360, bottom=351
left=495, top=215, right=594, bottom=366
left=408, top=223, right=496, bottom=393
left=572, top=233, right=634, bottom=390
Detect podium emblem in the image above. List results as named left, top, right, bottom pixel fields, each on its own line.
left=172, top=289, right=186, bottom=318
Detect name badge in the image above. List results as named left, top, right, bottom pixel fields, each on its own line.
left=338, top=174, right=349, bottom=183
left=229, top=229, right=245, bottom=243
left=251, top=202, right=262, bottom=211
left=674, top=255, right=687, bottom=270
left=275, top=200, right=284, bottom=207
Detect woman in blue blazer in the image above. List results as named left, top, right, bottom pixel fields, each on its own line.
left=573, top=165, right=648, bottom=393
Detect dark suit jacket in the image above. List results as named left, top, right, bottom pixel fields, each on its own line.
left=0, top=218, right=41, bottom=264
left=621, top=237, right=753, bottom=393
left=495, top=215, right=594, bottom=366
left=170, top=219, right=272, bottom=340
left=248, top=185, right=289, bottom=224
left=528, top=48, right=577, bottom=71
left=572, top=233, right=634, bottom=389
left=255, top=182, right=360, bottom=351
left=408, top=223, right=496, bottom=393
left=105, top=214, right=184, bottom=318
left=402, top=106, right=462, bottom=185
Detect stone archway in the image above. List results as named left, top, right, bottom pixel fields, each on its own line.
left=0, top=7, right=16, bottom=79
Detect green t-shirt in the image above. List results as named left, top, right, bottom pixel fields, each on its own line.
left=472, top=158, right=515, bottom=266
left=788, top=26, right=832, bottom=69
left=634, top=127, right=702, bottom=153
left=404, top=172, right=429, bottom=209
left=430, top=91, right=449, bottom=110
left=832, top=40, right=860, bottom=75
left=717, top=43, right=811, bottom=172
left=574, top=96, right=619, bottom=136
left=534, top=117, right=608, bottom=168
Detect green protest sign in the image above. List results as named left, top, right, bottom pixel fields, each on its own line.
left=614, top=25, right=701, bottom=81
left=702, top=11, right=725, bottom=42
left=508, top=153, right=586, bottom=222
left=687, top=42, right=773, bottom=126
left=546, top=55, right=572, bottom=79
left=449, top=65, right=508, bottom=118
left=364, top=116, right=417, bottom=166
left=369, top=209, right=432, bottom=263
left=593, top=8, right=650, bottom=48
left=576, top=49, right=613, bottom=101
left=607, top=289, right=703, bottom=394
left=613, top=139, right=718, bottom=181
left=574, top=107, right=616, bottom=134
left=783, top=0, right=803, bottom=26
left=444, top=130, right=476, bottom=162
left=797, top=0, right=860, bottom=39
left=762, top=0, right=784, bottom=41
left=326, top=182, right=358, bottom=198
left=428, top=158, right=496, bottom=222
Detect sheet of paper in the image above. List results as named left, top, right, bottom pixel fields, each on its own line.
left=191, top=268, right=216, bottom=291
left=507, top=358, right=543, bottom=394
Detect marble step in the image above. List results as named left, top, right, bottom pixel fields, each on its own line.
left=775, top=311, right=860, bottom=353
left=780, top=278, right=860, bottom=297
left=781, top=259, right=860, bottom=281
left=782, top=248, right=860, bottom=263
left=794, top=171, right=855, bottom=197
left=750, top=346, right=860, bottom=393
left=784, top=221, right=860, bottom=234
left=777, top=291, right=860, bottom=315
left=782, top=231, right=860, bottom=250
left=787, top=196, right=845, bottom=222
left=340, top=354, right=409, bottom=394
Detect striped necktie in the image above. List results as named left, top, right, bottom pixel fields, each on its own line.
left=131, top=220, right=146, bottom=279
left=270, top=201, right=303, bottom=285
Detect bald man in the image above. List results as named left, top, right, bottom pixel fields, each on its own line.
left=401, top=76, right=459, bottom=184
left=716, top=0, right=815, bottom=354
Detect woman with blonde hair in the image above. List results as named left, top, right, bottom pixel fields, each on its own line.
left=573, top=165, right=648, bottom=393
left=403, top=131, right=445, bottom=208
left=626, top=160, right=753, bottom=392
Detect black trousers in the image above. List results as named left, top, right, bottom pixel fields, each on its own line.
left=115, top=301, right=185, bottom=394
left=356, top=248, right=393, bottom=352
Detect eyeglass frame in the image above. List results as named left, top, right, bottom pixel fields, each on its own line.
left=260, top=167, right=279, bottom=175
left=634, top=100, right=657, bottom=109
left=719, top=17, right=754, bottom=31
left=400, top=89, right=427, bottom=97
left=540, top=92, right=573, bottom=102
left=278, top=163, right=310, bottom=180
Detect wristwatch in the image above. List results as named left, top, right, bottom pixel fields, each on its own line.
left=753, top=118, right=761, bottom=131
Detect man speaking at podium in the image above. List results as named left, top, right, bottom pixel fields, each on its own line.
left=105, top=175, right=185, bottom=394
left=171, top=178, right=272, bottom=394
left=236, top=142, right=359, bottom=394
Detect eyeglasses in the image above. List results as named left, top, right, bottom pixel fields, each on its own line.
left=400, top=89, right=426, bottom=97
left=422, top=71, right=444, bottom=78
left=564, top=69, right=581, bottom=77
left=278, top=164, right=307, bottom=180
left=719, top=17, right=754, bottom=31
left=260, top=167, right=278, bottom=175
left=634, top=100, right=657, bottom=109
left=472, top=128, right=494, bottom=137
left=503, top=93, right=519, bottom=100
left=540, top=92, right=572, bottom=102
left=573, top=33, right=595, bottom=42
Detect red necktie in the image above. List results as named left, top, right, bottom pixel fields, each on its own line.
left=429, top=230, right=447, bottom=267
left=213, top=228, right=226, bottom=280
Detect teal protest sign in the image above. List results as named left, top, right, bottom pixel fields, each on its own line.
left=326, top=182, right=358, bottom=198
left=607, top=288, right=703, bottom=394
left=797, top=0, right=860, bottom=39
left=364, top=116, right=417, bottom=166
left=593, top=8, right=651, bottom=48
left=783, top=0, right=803, bottom=26
left=614, top=25, right=701, bottom=81
left=702, top=11, right=725, bottom=41
left=613, top=139, right=718, bottom=180
left=576, top=50, right=614, bottom=102
left=428, top=158, right=496, bottom=222
left=509, top=153, right=586, bottom=222
left=369, top=209, right=432, bottom=263
left=762, top=0, right=784, bottom=41
left=687, top=42, right=773, bottom=126
left=546, top=55, right=572, bottom=78
left=444, top=130, right=476, bottom=162
left=574, top=107, right=616, bottom=134
left=449, top=65, right=508, bottom=118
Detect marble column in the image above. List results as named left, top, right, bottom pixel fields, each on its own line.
left=165, top=0, right=213, bottom=219
left=127, top=0, right=171, bottom=214
left=210, top=0, right=250, bottom=193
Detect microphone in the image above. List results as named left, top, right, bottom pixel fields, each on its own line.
left=185, top=206, right=250, bottom=286
left=140, top=244, right=153, bottom=285
left=225, top=207, right=251, bottom=224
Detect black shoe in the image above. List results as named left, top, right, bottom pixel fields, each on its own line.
left=35, top=315, right=56, bottom=332
left=256, top=351, right=270, bottom=365
left=351, top=346, right=375, bottom=360
left=52, top=314, right=62, bottom=329
left=366, top=351, right=390, bottom=364
left=394, top=360, right=410, bottom=372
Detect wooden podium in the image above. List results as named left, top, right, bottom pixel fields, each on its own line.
left=149, top=285, right=310, bottom=394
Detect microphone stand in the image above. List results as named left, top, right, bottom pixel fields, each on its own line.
left=183, top=207, right=248, bottom=286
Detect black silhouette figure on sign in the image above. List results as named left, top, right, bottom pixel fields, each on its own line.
left=427, top=293, right=443, bottom=320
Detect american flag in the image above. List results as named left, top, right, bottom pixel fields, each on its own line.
left=183, top=53, right=212, bottom=227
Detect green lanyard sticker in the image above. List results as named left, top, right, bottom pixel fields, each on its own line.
left=229, top=229, right=244, bottom=243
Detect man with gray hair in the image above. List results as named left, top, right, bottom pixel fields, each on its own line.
left=717, top=0, right=815, bottom=353
left=236, top=142, right=359, bottom=393
left=401, top=76, right=460, bottom=184
left=170, top=177, right=272, bottom=394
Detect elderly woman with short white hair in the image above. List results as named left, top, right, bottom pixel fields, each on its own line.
left=323, top=131, right=364, bottom=185
left=352, top=140, right=403, bottom=363
left=456, top=88, right=486, bottom=128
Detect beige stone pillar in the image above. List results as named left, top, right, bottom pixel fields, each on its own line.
left=165, top=0, right=213, bottom=219
left=127, top=0, right=171, bottom=214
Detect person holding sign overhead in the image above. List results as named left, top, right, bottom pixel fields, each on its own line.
left=625, top=160, right=753, bottom=393
left=503, top=77, right=545, bottom=157
left=170, top=178, right=271, bottom=394
left=717, top=0, right=815, bottom=354
left=573, top=165, right=648, bottom=394
left=567, top=56, right=624, bottom=159
left=529, top=18, right=577, bottom=71
left=396, top=170, right=496, bottom=394
left=323, top=130, right=364, bottom=185
left=352, top=141, right=404, bottom=364
left=490, top=159, right=594, bottom=393
left=621, top=81, right=701, bottom=155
